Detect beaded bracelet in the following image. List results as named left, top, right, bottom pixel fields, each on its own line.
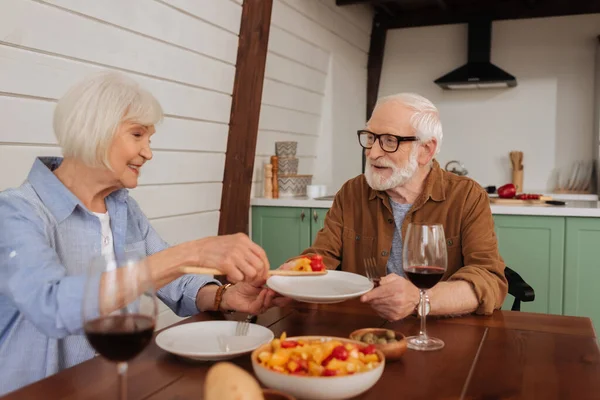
left=213, top=283, right=232, bottom=311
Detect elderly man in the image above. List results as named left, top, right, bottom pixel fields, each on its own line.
left=287, top=93, right=507, bottom=322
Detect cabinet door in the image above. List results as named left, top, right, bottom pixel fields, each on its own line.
left=564, top=217, right=600, bottom=332
left=310, top=208, right=329, bottom=245
left=251, top=207, right=311, bottom=269
left=493, top=215, right=565, bottom=314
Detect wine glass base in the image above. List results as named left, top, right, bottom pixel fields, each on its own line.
left=406, top=335, right=445, bottom=351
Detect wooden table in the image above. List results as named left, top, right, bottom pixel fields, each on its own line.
left=3, top=300, right=600, bottom=400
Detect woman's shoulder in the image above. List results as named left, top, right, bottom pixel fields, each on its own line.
left=0, top=182, right=52, bottom=228
left=0, top=183, right=43, bottom=213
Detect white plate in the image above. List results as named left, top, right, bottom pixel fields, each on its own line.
left=267, top=270, right=374, bottom=304
left=155, top=321, right=274, bottom=361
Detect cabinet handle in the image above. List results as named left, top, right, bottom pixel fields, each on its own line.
left=300, top=210, right=305, bottom=221
left=313, top=210, right=318, bottom=222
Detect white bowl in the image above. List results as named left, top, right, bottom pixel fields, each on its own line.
left=251, top=336, right=385, bottom=400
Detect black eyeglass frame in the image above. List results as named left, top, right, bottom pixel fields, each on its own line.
left=357, top=130, right=419, bottom=153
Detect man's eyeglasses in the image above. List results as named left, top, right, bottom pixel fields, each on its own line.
left=357, top=130, right=419, bottom=153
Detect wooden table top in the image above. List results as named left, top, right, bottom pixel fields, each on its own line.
left=3, top=300, right=600, bottom=400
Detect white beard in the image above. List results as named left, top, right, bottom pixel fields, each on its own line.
left=365, top=147, right=419, bottom=191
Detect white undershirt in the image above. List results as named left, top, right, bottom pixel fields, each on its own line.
left=93, top=211, right=117, bottom=271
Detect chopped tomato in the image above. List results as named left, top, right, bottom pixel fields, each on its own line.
left=321, top=354, right=334, bottom=366
left=292, top=370, right=307, bottom=376
left=331, top=345, right=349, bottom=361
left=359, top=344, right=377, bottom=355
left=281, top=340, right=299, bottom=349
left=297, top=359, right=309, bottom=371
left=310, top=255, right=325, bottom=271
left=322, top=369, right=337, bottom=377
left=311, top=263, right=325, bottom=272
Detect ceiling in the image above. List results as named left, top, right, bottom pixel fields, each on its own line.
left=335, top=0, right=600, bottom=29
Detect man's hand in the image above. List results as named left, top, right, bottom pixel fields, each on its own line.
left=360, top=273, right=420, bottom=321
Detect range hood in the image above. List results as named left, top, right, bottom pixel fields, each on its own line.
left=434, top=20, right=517, bottom=90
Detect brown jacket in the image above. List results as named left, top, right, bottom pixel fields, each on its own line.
left=300, top=160, right=507, bottom=315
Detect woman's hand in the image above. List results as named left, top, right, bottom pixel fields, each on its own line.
left=220, top=281, right=292, bottom=314
left=186, top=233, right=270, bottom=283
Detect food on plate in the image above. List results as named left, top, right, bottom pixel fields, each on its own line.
left=496, top=184, right=543, bottom=201
left=516, top=193, right=541, bottom=200
left=291, top=255, right=326, bottom=272
left=205, top=362, right=264, bottom=400
left=256, top=332, right=381, bottom=377
left=351, top=329, right=398, bottom=345
left=497, top=183, right=516, bottom=199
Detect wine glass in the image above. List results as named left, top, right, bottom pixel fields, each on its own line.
left=402, top=223, right=448, bottom=351
left=82, top=251, right=158, bottom=400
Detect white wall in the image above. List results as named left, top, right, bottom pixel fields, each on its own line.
left=379, top=14, right=600, bottom=191
left=252, top=0, right=372, bottom=196
left=0, top=0, right=242, bottom=329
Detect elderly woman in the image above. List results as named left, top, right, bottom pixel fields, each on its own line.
left=0, top=71, right=282, bottom=394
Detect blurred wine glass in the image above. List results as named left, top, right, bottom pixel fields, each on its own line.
left=82, top=251, right=158, bottom=400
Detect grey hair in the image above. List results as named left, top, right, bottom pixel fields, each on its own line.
left=53, top=70, right=163, bottom=169
left=374, top=93, right=443, bottom=156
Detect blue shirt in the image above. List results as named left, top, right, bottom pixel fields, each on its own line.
left=385, top=199, right=412, bottom=277
left=0, top=157, right=219, bottom=395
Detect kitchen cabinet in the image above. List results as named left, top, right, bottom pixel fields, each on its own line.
left=311, top=208, right=328, bottom=244
left=493, top=215, right=565, bottom=315
left=563, top=217, right=600, bottom=333
left=252, top=206, right=316, bottom=269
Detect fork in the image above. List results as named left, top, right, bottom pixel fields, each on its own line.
left=235, top=314, right=255, bottom=336
left=364, top=257, right=381, bottom=288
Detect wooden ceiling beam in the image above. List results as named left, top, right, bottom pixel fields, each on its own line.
left=218, top=0, right=273, bottom=236
left=362, top=13, right=389, bottom=172
left=386, top=0, right=600, bottom=29
left=436, top=0, right=449, bottom=11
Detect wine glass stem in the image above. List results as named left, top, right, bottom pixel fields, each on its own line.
left=118, top=362, right=128, bottom=400
left=419, top=289, right=428, bottom=339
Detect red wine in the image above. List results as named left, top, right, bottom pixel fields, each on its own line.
left=405, top=266, right=445, bottom=289
left=84, top=315, right=154, bottom=362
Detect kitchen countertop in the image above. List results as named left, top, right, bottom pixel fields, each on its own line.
left=250, top=197, right=600, bottom=217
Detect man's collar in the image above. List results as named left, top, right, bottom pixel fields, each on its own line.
left=28, top=157, right=129, bottom=223
left=367, top=159, right=446, bottom=203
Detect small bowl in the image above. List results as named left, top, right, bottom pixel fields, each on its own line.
left=349, top=328, right=407, bottom=360
left=251, top=336, right=385, bottom=400
left=262, top=388, right=296, bottom=400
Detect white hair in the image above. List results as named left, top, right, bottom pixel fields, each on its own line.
left=374, top=93, right=443, bottom=155
left=53, top=70, right=163, bottom=169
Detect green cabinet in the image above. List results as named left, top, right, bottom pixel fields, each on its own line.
left=564, top=217, right=600, bottom=332
left=311, top=208, right=328, bottom=244
left=493, top=215, right=565, bottom=315
left=252, top=206, right=324, bottom=269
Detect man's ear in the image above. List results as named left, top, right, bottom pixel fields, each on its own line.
left=417, top=138, right=437, bottom=166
